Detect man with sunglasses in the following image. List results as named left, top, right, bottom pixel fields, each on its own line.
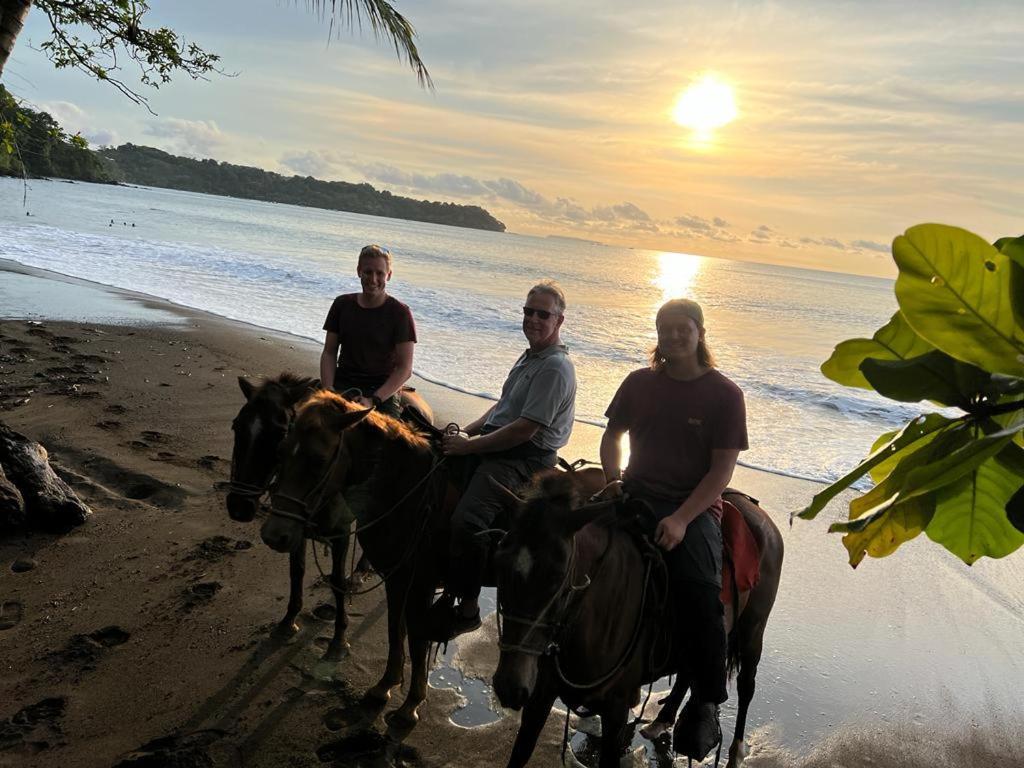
left=432, top=280, right=577, bottom=640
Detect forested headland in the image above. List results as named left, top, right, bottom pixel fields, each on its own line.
left=1, top=88, right=505, bottom=232
left=99, top=144, right=506, bottom=231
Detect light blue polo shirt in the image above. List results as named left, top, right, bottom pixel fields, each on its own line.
left=484, top=344, right=577, bottom=451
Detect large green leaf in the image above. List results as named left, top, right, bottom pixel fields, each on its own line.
left=846, top=425, right=971, bottom=522
left=925, top=450, right=1024, bottom=564
left=860, top=351, right=990, bottom=408
left=839, top=494, right=935, bottom=568
left=894, top=224, right=1024, bottom=377
left=794, top=413, right=957, bottom=520
left=868, top=415, right=949, bottom=484
left=994, top=235, right=1024, bottom=330
left=821, top=311, right=934, bottom=390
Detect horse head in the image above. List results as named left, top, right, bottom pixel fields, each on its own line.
left=227, top=374, right=318, bottom=522
left=492, top=472, right=599, bottom=710
left=261, top=391, right=374, bottom=553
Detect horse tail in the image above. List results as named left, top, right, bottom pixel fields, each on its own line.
left=724, top=551, right=742, bottom=681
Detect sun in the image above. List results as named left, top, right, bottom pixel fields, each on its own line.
left=672, top=75, right=738, bottom=141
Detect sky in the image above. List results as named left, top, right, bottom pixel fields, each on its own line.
left=5, top=0, right=1023, bottom=277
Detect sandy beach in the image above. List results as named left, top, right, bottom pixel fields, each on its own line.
left=2, top=261, right=1023, bottom=768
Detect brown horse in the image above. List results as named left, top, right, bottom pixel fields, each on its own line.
left=261, top=391, right=606, bottom=729
left=491, top=473, right=783, bottom=768
left=226, top=374, right=432, bottom=661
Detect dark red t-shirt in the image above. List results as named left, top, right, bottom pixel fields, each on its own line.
left=605, top=368, right=747, bottom=516
left=322, top=294, right=417, bottom=391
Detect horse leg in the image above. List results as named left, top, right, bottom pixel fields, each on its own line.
left=388, top=577, right=434, bottom=728
left=276, top=544, right=305, bottom=637
left=597, top=700, right=630, bottom=768
left=505, top=675, right=558, bottom=768
left=727, top=621, right=766, bottom=768
left=323, top=535, right=351, bottom=661
left=363, top=577, right=407, bottom=704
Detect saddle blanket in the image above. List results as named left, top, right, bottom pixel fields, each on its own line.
left=720, top=498, right=760, bottom=605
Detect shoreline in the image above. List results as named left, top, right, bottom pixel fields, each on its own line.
left=0, top=256, right=828, bottom=489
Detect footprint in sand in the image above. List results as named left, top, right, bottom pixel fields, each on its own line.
left=140, top=430, right=166, bottom=443
left=95, top=420, right=122, bottom=431
left=128, top=440, right=150, bottom=451
left=196, top=455, right=221, bottom=470
left=0, top=600, right=24, bottom=630
left=152, top=451, right=176, bottom=462
left=312, top=604, right=337, bottom=622
left=104, top=404, right=128, bottom=415
left=11, top=559, right=36, bottom=573
left=89, top=625, right=130, bottom=647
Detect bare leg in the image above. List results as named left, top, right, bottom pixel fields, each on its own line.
left=276, top=544, right=305, bottom=636
left=598, top=700, right=629, bottom=768
left=641, top=677, right=688, bottom=741
left=363, top=578, right=407, bottom=704
left=324, top=534, right=351, bottom=661
left=505, top=676, right=558, bottom=768
left=727, top=624, right=765, bottom=768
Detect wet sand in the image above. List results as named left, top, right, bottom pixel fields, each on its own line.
left=1, top=262, right=1023, bottom=768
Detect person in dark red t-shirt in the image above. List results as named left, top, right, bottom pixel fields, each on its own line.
left=320, top=244, right=417, bottom=418
left=601, top=298, right=747, bottom=762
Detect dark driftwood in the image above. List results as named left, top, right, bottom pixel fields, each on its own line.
left=0, top=462, right=26, bottom=530
left=0, top=423, right=90, bottom=534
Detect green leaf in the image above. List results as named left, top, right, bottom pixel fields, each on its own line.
left=839, top=494, right=935, bottom=568
left=821, top=312, right=934, bottom=390
left=925, top=451, right=1024, bottom=564
left=1008, top=486, right=1024, bottom=534
left=994, top=235, right=1024, bottom=330
left=794, top=413, right=957, bottom=520
left=860, top=350, right=990, bottom=408
left=846, top=425, right=972, bottom=522
left=894, top=224, right=1024, bottom=377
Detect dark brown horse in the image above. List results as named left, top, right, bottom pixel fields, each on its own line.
left=226, top=373, right=432, bottom=662
left=260, top=390, right=446, bottom=725
left=491, top=473, right=783, bottom=768
left=261, top=391, right=606, bottom=729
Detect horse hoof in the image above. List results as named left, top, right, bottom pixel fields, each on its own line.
left=727, top=740, right=748, bottom=767
left=385, top=706, right=419, bottom=730
left=362, top=683, right=394, bottom=706
left=322, top=640, right=351, bottom=662
left=639, top=721, right=671, bottom=743
left=273, top=620, right=300, bottom=638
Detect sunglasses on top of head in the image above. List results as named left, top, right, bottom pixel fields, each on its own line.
left=522, top=306, right=558, bottom=321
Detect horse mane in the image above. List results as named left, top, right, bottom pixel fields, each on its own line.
left=299, top=390, right=431, bottom=451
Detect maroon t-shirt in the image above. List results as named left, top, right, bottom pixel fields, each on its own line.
left=322, top=294, right=417, bottom=391
left=605, top=368, right=747, bottom=516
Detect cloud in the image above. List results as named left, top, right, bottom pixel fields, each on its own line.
left=37, top=100, right=119, bottom=147
left=851, top=239, right=890, bottom=253
left=672, top=213, right=736, bottom=243
left=143, top=118, right=224, bottom=157
left=280, top=149, right=345, bottom=178
left=800, top=236, right=848, bottom=250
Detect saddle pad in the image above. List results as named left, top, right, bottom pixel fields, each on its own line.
left=720, top=498, right=760, bottom=605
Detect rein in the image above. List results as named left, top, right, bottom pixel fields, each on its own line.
left=497, top=496, right=666, bottom=693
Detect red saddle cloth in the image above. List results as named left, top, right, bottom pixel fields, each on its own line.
left=720, top=498, right=760, bottom=605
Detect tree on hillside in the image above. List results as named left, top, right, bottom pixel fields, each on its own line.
left=0, top=0, right=430, bottom=108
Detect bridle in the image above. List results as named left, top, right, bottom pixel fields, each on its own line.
left=496, top=497, right=661, bottom=691
left=267, top=432, right=353, bottom=540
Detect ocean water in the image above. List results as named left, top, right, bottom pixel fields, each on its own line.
left=0, top=178, right=909, bottom=485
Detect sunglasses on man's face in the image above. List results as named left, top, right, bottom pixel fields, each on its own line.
left=523, top=306, right=557, bottom=320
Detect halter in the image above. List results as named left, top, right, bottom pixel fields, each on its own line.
left=496, top=496, right=662, bottom=692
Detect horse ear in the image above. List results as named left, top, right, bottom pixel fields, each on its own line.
left=238, top=376, right=256, bottom=401
left=329, top=405, right=374, bottom=432
left=286, top=377, right=319, bottom=403
left=487, top=475, right=524, bottom=515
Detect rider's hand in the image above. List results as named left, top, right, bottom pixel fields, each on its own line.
left=442, top=433, right=473, bottom=456
left=593, top=479, right=624, bottom=501
left=354, top=395, right=374, bottom=408
left=654, top=514, right=688, bottom=551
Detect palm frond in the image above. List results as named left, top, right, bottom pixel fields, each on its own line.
left=304, top=0, right=433, bottom=90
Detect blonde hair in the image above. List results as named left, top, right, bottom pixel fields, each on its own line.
left=649, top=299, right=715, bottom=370
left=358, top=244, right=392, bottom=270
